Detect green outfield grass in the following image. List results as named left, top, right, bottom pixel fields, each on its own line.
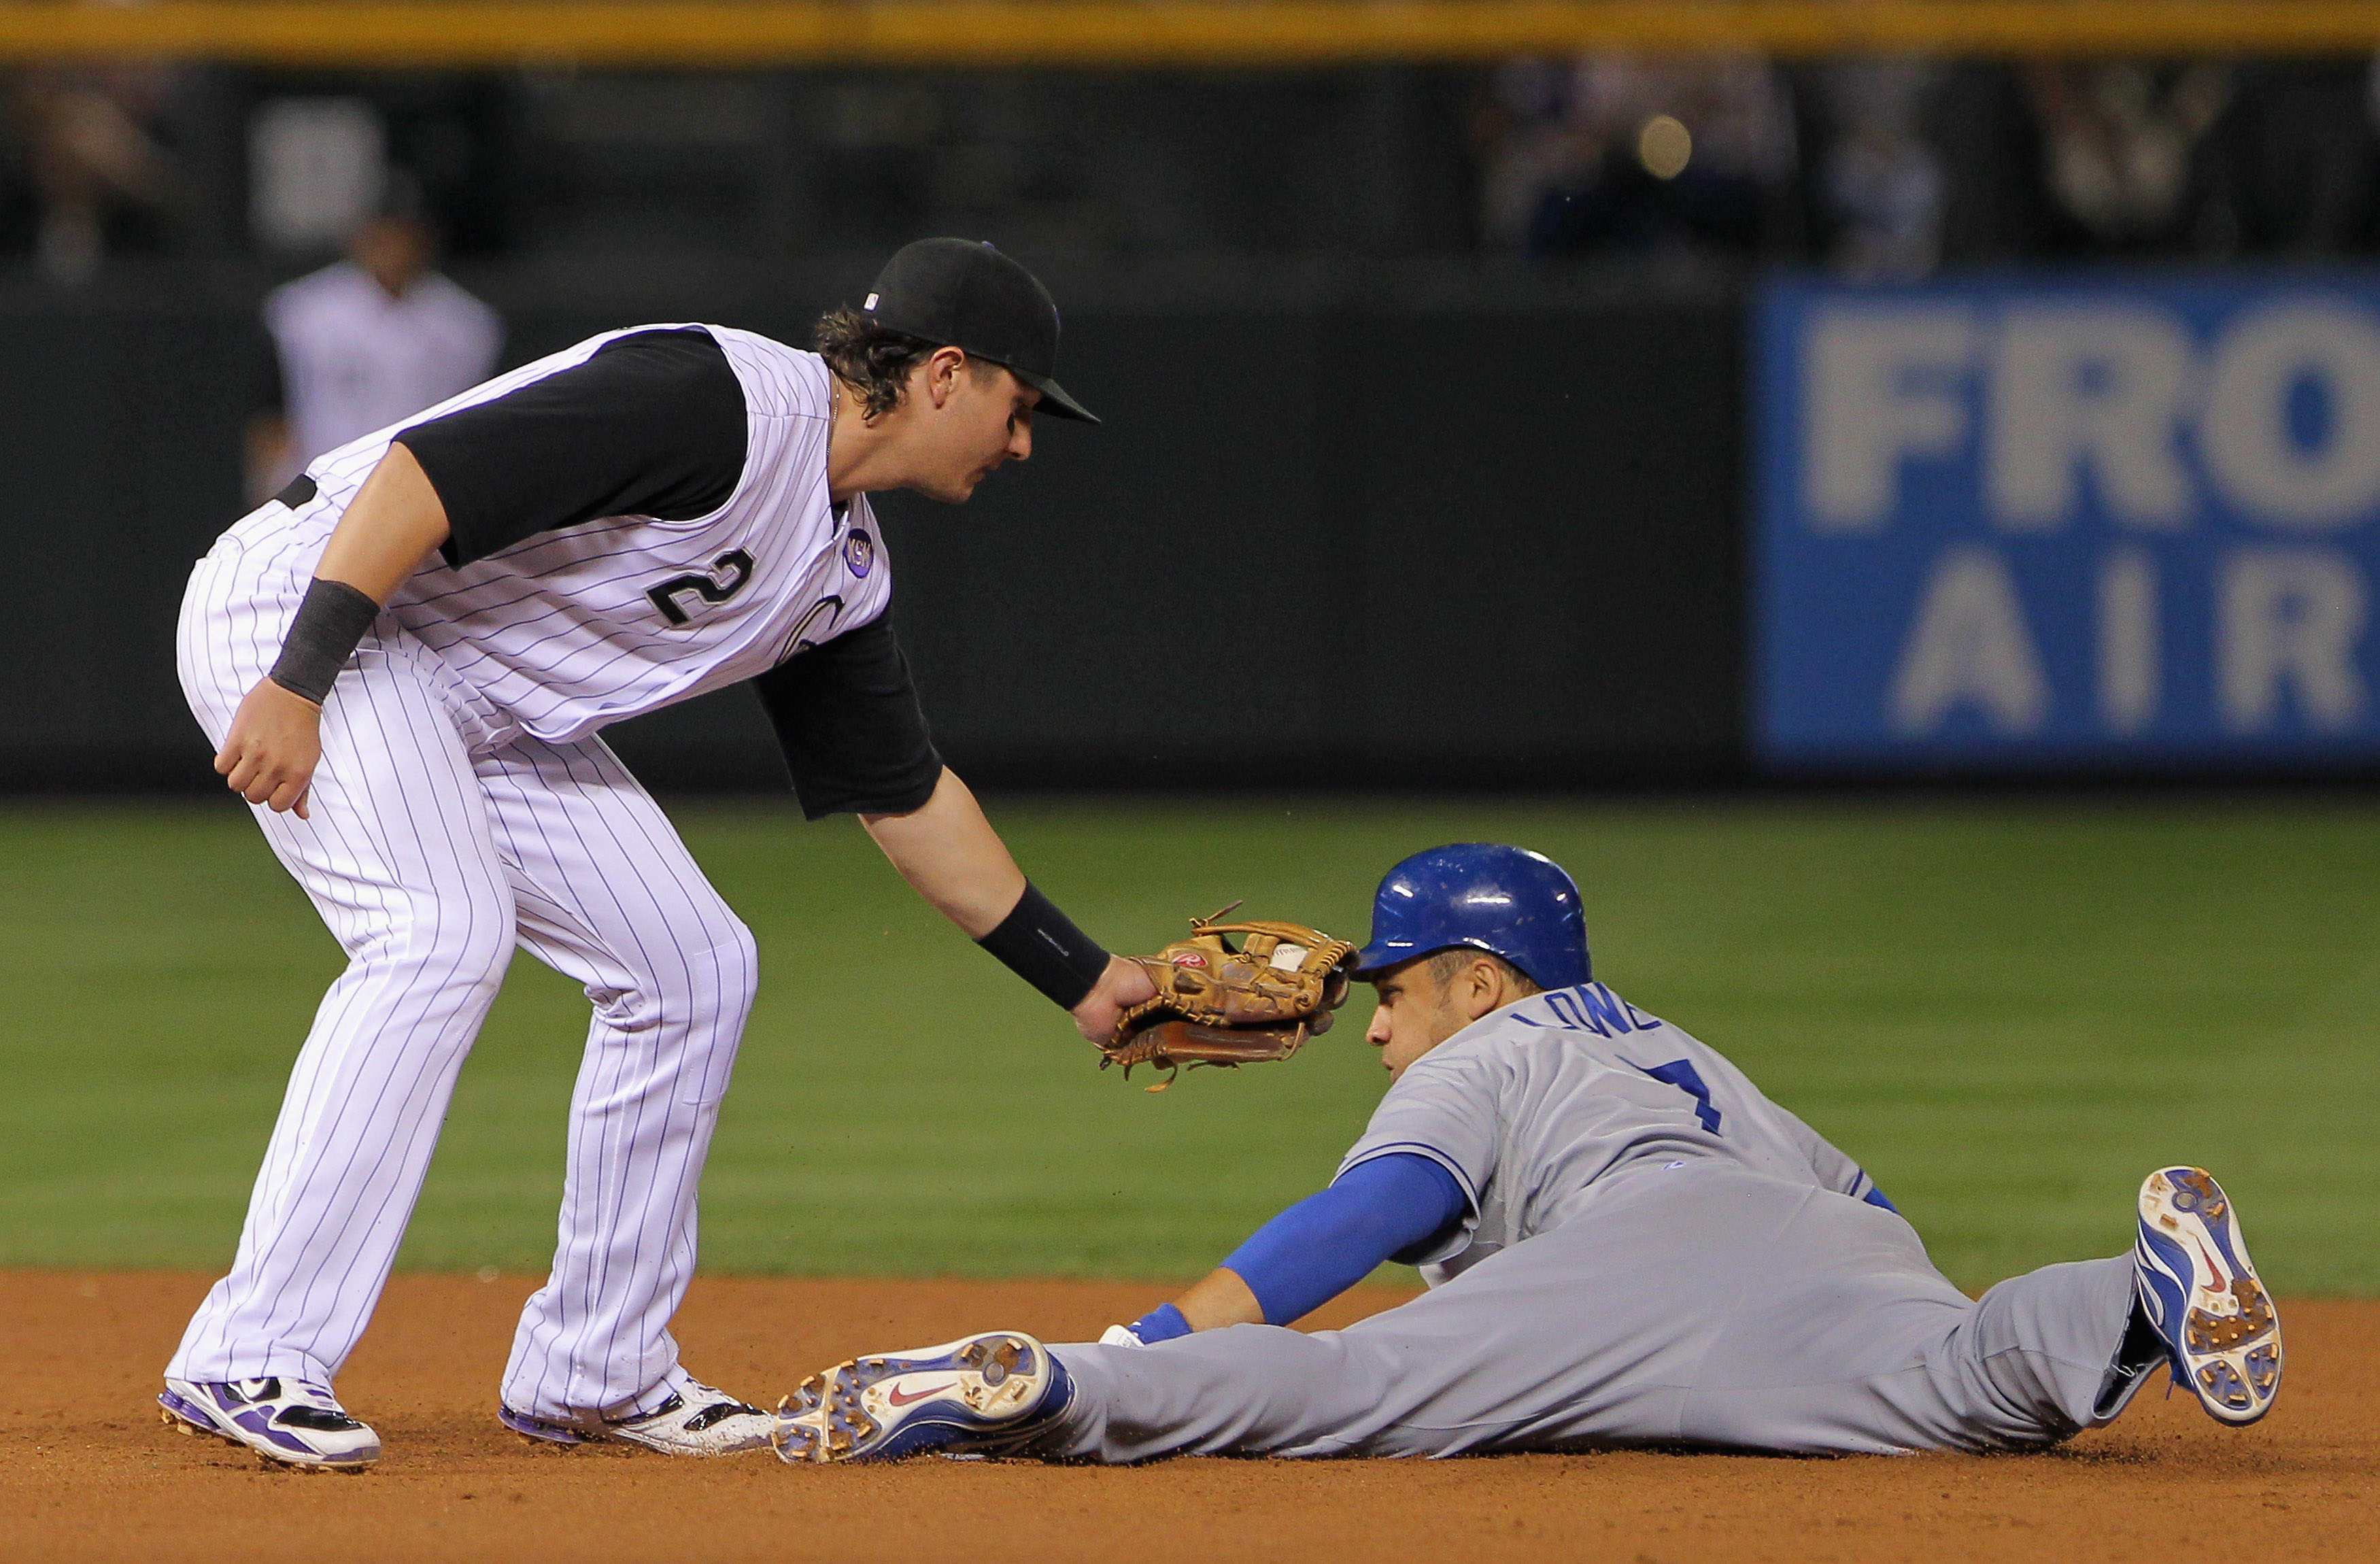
left=2, top=795, right=2375, bottom=1295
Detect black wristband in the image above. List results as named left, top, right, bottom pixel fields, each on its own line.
left=268, top=578, right=381, bottom=704
left=976, top=882, right=1110, bottom=1010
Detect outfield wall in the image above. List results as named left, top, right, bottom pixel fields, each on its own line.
left=0, top=258, right=1744, bottom=792
left=1756, top=271, right=2380, bottom=774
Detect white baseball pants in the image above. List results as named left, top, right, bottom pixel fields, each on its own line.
left=167, top=510, right=758, bottom=1423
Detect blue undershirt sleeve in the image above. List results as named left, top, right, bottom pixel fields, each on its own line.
left=1217, top=1153, right=1467, bottom=1327
left=1127, top=1301, right=1191, bottom=1344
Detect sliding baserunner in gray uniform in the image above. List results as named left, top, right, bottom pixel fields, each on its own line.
left=770, top=844, right=2283, bottom=1463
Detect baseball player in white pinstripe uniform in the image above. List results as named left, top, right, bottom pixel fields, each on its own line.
left=160, top=239, right=1154, bottom=1470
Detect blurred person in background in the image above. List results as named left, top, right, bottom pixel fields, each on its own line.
left=1475, top=53, right=1796, bottom=260
left=2186, top=58, right=2379, bottom=256
left=10, top=58, right=181, bottom=286
left=1924, top=63, right=2056, bottom=265
left=1812, top=58, right=1945, bottom=279
left=2025, top=60, right=2232, bottom=255
left=248, top=190, right=503, bottom=504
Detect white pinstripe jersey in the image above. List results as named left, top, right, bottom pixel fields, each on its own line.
left=284, top=323, right=892, bottom=745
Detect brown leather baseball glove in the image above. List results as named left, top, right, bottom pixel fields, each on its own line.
left=1103, top=904, right=1357, bottom=1090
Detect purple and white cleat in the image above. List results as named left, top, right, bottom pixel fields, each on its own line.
left=770, top=1330, right=1070, bottom=1463
left=500, top=1365, right=774, bottom=1456
left=159, top=1376, right=379, bottom=1471
left=2134, top=1166, right=2283, bottom=1426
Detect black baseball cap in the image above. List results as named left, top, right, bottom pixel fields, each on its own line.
left=860, top=237, right=1098, bottom=424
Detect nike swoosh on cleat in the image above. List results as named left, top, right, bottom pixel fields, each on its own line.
left=886, top=1380, right=960, bottom=1408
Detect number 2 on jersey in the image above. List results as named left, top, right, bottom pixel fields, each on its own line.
left=647, top=549, right=754, bottom=626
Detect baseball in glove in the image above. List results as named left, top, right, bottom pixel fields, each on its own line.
left=1104, top=903, right=1357, bottom=1090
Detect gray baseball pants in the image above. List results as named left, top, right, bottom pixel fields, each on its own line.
left=1038, top=1160, right=2137, bottom=1459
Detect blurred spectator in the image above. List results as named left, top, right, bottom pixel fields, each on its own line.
left=1476, top=54, right=1796, bottom=259
left=249, top=198, right=502, bottom=502
left=1812, top=58, right=1945, bottom=279
left=10, top=61, right=181, bottom=285
left=1926, top=63, right=2054, bottom=265
left=2188, top=60, right=2377, bottom=256
left=2025, top=61, right=2232, bottom=253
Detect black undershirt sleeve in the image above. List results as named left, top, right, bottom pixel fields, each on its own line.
left=750, top=614, right=945, bottom=820
left=396, top=328, right=749, bottom=568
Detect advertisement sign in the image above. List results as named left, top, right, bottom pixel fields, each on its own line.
left=1756, top=273, right=2380, bottom=766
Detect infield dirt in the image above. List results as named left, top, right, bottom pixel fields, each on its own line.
left=3, top=1271, right=2371, bottom=1563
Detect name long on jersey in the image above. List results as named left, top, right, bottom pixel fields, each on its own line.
left=299, top=322, right=891, bottom=746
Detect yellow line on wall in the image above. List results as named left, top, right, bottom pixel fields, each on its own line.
left=3, top=2, right=2380, bottom=67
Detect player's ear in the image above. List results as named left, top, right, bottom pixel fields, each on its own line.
left=1459, top=957, right=1505, bottom=1021
left=923, top=346, right=966, bottom=408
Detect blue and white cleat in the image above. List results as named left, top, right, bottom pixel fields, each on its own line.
left=159, top=1376, right=379, bottom=1472
left=770, top=1330, right=1069, bottom=1463
left=2134, top=1166, right=2282, bottom=1426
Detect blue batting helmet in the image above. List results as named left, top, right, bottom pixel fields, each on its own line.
left=1352, top=844, right=1590, bottom=990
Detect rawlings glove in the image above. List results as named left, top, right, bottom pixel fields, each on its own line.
left=1103, top=904, right=1357, bottom=1090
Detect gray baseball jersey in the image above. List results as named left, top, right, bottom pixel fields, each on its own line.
left=1337, top=981, right=1885, bottom=1286
left=1034, top=983, right=2137, bottom=1460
